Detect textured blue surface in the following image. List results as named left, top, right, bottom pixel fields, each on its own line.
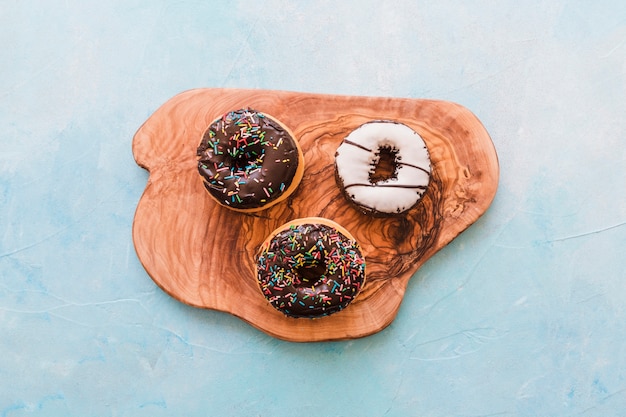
left=2, top=1, right=626, bottom=415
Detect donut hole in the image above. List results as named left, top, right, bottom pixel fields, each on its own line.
left=369, top=145, right=399, bottom=184
left=294, top=261, right=327, bottom=287
left=230, top=155, right=251, bottom=173
left=229, top=148, right=261, bottom=173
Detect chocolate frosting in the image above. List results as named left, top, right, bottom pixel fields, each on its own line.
left=257, top=222, right=366, bottom=318
left=197, top=109, right=300, bottom=210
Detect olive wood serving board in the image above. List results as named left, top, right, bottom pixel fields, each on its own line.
left=132, top=88, right=499, bottom=342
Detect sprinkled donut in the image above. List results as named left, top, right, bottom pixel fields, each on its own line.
left=335, top=121, right=431, bottom=216
left=197, top=108, right=304, bottom=212
left=256, top=217, right=366, bottom=318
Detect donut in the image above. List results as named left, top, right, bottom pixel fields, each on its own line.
left=334, top=120, right=431, bottom=216
left=256, top=217, right=366, bottom=318
left=197, top=108, right=304, bottom=212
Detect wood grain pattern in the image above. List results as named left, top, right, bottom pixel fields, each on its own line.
left=132, top=88, right=499, bottom=342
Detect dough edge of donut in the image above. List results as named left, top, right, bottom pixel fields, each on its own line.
left=257, top=216, right=360, bottom=255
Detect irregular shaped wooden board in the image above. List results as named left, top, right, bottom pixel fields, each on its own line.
left=132, top=88, right=499, bottom=342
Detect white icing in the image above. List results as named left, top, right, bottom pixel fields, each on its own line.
left=335, top=121, right=431, bottom=214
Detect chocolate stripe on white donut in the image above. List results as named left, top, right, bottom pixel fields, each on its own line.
left=343, top=140, right=430, bottom=174
left=343, top=183, right=428, bottom=189
left=343, top=139, right=371, bottom=152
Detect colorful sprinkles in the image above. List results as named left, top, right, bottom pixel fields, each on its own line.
left=256, top=222, right=366, bottom=318
left=197, top=108, right=299, bottom=210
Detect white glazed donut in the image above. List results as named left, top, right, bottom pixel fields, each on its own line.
left=334, top=121, right=431, bottom=215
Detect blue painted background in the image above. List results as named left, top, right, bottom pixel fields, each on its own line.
left=2, top=1, right=625, bottom=415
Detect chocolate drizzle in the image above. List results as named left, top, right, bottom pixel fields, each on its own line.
left=197, top=108, right=300, bottom=210
left=256, top=222, right=366, bottom=318
left=343, top=183, right=428, bottom=189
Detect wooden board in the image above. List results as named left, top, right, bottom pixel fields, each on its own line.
left=132, top=88, right=499, bottom=342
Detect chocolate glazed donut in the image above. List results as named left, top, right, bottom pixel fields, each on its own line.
left=256, top=218, right=366, bottom=318
left=197, top=108, right=304, bottom=212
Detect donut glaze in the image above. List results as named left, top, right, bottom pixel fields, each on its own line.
left=197, top=109, right=302, bottom=211
left=335, top=121, right=431, bottom=215
left=256, top=218, right=366, bottom=318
